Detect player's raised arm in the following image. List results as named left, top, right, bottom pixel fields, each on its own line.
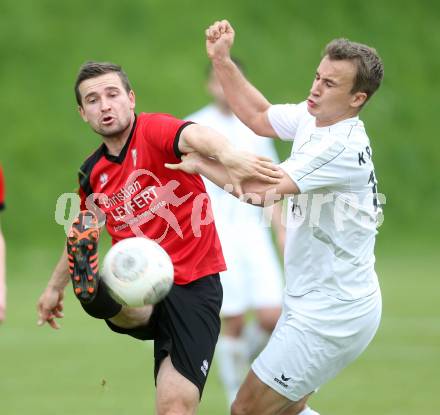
left=36, top=247, right=69, bottom=329
left=176, top=123, right=282, bottom=196
left=205, top=20, right=277, bottom=138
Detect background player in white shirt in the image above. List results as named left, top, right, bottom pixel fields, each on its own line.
left=186, top=62, right=284, bottom=405
left=167, top=20, right=384, bottom=415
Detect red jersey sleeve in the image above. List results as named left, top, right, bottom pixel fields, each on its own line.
left=140, top=113, right=193, bottom=162
left=0, top=166, right=5, bottom=211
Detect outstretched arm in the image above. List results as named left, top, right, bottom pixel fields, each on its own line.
left=205, top=20, right=277, bottom=138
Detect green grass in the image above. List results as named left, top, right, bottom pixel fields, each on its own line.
left=1, top=239, right=438, bottom=414
left=312, top=239, right=439, bottom=414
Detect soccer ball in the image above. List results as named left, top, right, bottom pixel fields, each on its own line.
left=101, top=237, right=174, bottom=307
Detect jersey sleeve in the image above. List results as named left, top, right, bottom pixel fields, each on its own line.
left=280, top=136, right=348, bottom=193
left=0, top=167, right=5, bottom=211
left=267, top=102, right=308, bottom=141
left=141, top=113, right=193, bottom=161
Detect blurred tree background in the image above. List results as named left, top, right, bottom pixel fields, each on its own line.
left=0, top=0, right=438, bottom=414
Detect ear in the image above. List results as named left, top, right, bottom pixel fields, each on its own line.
left=129, top=90, right=136, bottom=110
left=78, top=105, right=88, bottom=122
left=351, top=91, right=368, bottom=109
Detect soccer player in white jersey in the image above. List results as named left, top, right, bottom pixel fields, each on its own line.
left=186, top=62, right=284, bottom=405
left=167, top=20, right=384, bottom=415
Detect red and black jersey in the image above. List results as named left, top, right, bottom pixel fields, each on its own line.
left=0, top=166, right=5, bottom=211
left=78, top=113, right=226, bottom=285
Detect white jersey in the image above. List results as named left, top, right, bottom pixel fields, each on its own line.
left=268, top=101, right=380, bottom=301
left=187, top=104, right=283, bottom=314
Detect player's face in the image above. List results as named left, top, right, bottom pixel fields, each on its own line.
left=307, top=56, right=367, bottom=127
left=78, top=73, right=135, bottom=138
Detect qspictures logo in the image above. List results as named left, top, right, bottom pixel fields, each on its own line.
left=104, top=169, right=194, bottom=242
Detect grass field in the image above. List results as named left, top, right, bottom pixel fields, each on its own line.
left=1, top=235, right=438, bottom=415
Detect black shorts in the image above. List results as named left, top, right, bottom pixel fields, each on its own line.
left=105, top=273, right=222, bottom=397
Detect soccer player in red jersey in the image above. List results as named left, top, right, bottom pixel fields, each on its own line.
left=36, top=62, right=281, bottom=414
left=0, top=166, right=6, bottom=323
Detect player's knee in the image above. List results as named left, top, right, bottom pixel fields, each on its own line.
left=258, top=317, right=277, bottom=332
left=288, top=395, right=311, bottom=414
left=158, top=406, right=191, bottom=415
left=256, top=308, right=281, bottom=332
left=109, top=305, right=152, bottom=329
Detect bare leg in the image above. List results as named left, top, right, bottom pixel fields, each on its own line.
left=223, top=314, right=245, bottom=337
left=278, top=396, right=311, bottom=415
left=244, top=306, right=281, bottom=360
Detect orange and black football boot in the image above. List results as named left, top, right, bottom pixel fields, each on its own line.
left=67, top=211, right=100, bottom=303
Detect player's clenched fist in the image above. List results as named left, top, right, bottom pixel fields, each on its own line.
left=205, top=20, right=235, bottom=61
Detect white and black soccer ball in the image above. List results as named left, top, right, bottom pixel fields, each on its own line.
left=102, top=237, right=174, bottom=307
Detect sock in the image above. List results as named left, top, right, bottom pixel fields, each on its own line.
left=298, top=406, right=320, bottom=415
left=80, top=279, right=122, bottom=319
left=216, top=335, right=249, bottom=406
left=242, top=320, right=270, bottom=362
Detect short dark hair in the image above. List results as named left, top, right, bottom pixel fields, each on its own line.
left=324, top=39, right=384, bottom=102
left=74, top=61, right=132, bottom=106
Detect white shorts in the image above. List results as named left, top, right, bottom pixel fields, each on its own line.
left=251, top=289, right=382, bottom=401
left=219, top=227, right=284, bottom=316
